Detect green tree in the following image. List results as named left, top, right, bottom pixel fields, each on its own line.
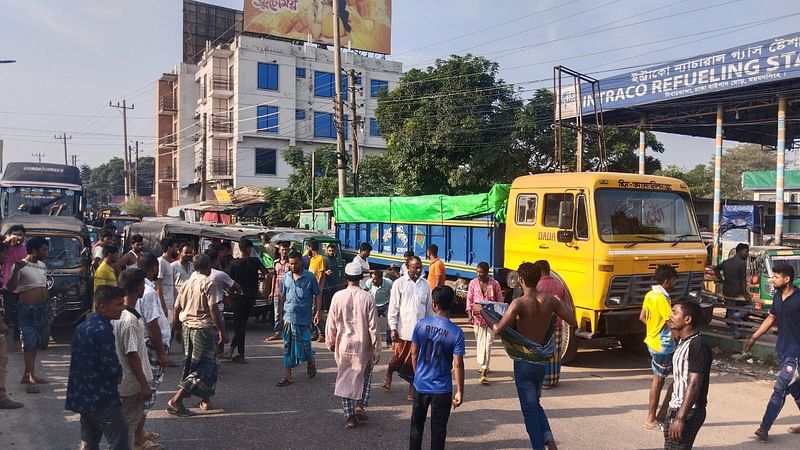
left=376, top=54, right=524, bottom=195
left=89, top=157, right=125, bottom=207
left=717, top=143, right=775, bottom=200
left=120, top=197, right=155, bottom=217
left=134, top=156, right=155, bottom=196
left=656, top=164, right=713, bottom=198
left=357, top=155, right=398, bottom=196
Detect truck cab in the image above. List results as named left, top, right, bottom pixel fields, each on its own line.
left=503, top=173, right=708, bottom=361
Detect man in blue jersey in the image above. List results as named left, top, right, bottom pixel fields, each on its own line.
left=409, top=285, right=465, bottom=450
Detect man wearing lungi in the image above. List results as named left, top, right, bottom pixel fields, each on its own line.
left=275, top=251, right=322, bottom=386
left=166, top=254, right=224, bottom=417
left=383, top=256, right=433, bottom=400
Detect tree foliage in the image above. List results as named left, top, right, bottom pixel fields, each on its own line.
left=84, top=156, right=155, bottom=207
left=119, top=197, right=155, bottom=217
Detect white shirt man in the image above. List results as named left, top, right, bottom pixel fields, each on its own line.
left=387, top=273, right=433, bottom=341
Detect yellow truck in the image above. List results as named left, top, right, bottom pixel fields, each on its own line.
left=503, top=172, right=708, bottom=362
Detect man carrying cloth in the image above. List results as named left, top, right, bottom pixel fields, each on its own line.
left=326, top=262, right=380, bottom=429
left=167, top=254, right=224, bottom=416
left=276, top=251, right=322, bottom=386
left=383, top=256, right=433, bottom=401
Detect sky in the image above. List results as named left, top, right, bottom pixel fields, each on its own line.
left=1, top=0, right=799, bottom=170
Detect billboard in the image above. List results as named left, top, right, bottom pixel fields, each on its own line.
left=561, top=32, right=800, bottom=118
left=244, top=0, right=392, bottom=54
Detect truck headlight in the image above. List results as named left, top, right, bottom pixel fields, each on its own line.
left=506, top=271, right=519, bottom=289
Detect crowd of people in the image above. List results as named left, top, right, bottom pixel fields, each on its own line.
left=2, top=223, right=800, bottom=450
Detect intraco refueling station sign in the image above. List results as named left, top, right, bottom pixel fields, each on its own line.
left=559, top=32, right=800, bottom=118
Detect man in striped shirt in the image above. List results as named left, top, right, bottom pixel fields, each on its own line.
left=657, top=301, right=712, bottom=450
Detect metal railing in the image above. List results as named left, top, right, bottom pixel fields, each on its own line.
left=159, top=95, right=176, bottom=112
left=211, top=158, right=232, bottom=176
left=211, top=114, right=232, bottom=133
left=212, top=75, right=232, bottom=91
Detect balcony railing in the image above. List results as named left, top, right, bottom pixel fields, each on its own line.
left=159, top=134, right=177, bottom=147
left=159, top=95, right=176, bottom=113
left=211, top=158, right=232, bottom=177
left=212, top=75, right=232, bottom=91
left=211, top=115, right=232, bottom=134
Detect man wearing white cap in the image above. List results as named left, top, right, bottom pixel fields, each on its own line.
left=326, top=262, right=380, bottom=429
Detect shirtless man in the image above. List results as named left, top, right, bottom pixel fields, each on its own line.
left=7, top=237, right=50, bottom=394
left=116, top=234, right=144, bottom=271
left=485, top=262, right=576, bottom=450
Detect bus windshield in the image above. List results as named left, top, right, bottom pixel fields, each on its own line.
left=595, top=189, right=700, bottom=243
left=1, top=187, right=79, bottom=217
left=43, top=236, right=84, bottom=269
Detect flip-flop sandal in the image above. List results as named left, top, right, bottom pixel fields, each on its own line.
left=381, top=383, right=391, bottom=392
left=142, top=431, right=160, bottom=440
left=135, top=439, right=163, bottom=450
left=198, top=401, right=211, bottom=411
left=345, top=416, right=359, bottom=429
left=275, top=378, right=294, bottom=387
left=166, top=402, right=193, bottom=417
left=643, top=422, right=659, bottom=430
left=230, top=355, right=248, bottom=364
left=25, top=384, right=40, bottom=394
left=355, top=410, right=369, bottom=422
left=307, top=364, right=317, bottom=379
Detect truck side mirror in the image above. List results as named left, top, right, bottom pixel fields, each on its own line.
left=557, top=230, right=574, bottom=243
left=558, top=200, right=574, bottom=230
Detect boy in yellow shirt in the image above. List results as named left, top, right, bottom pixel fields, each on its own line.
left=639, top=264, right=677, bottom=430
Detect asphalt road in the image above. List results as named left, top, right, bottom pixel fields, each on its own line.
left=2, top=315, right=799, bottom=450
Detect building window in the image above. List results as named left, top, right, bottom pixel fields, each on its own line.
left=257, top=63, right=278, bottom=90
left=576, top=194, right=589, bottom=240
left=255, top=148, right=277, bottom=175
left=355, top=75, right=362, bottom=85
left=296, top=109, right=306, bottom=120
left=515, top=194, right=538, bottom=225
left=296, top=67, right=306, bottom=78
left=314, top=112, right=335, bottom=138
left=314, top=71, right=348, bottom=100
left=370, top=79, right=388, bottom=97
left=257, top=105, right=279, bottom=133
left=369, top=118, right=381, bottom=136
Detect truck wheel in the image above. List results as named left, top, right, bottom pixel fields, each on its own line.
left=560, top=322, right=581, bottom=365
left=618, top=333, right=647, bottom=355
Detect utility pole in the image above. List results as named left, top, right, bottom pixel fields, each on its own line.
left=332, top=0, right=346, bottom=198
left=201, top=113, right=207, bottom=201
left=70, top=154, right=78, bottom=166
left=348, top=69, right=360, bottom=197
left=109, top=99, right=134, bottom=201
left=54, top=133, right=71, bottom=165
left=32, top=152, right=45, bottom=164
left=311, top=149, right=316, bottom=230
left=131, top=140, right=140, bottom=197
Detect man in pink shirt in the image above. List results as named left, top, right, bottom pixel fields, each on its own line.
left=2, top=225, right=27, bottom=352
left=466, top=261, right=504, bottom=384
left=535, top=260, right=572, bottom=388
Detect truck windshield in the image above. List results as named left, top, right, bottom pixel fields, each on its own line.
left=1, top=187, right=78, bottom=217
left=595, top=189, right=700, bottom=243
left=43, top=236, right=83, bottom=269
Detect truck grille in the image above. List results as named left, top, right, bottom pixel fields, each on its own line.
left=605, top=272, right=704, bottom=307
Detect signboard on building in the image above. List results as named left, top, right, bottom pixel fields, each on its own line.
left=243, top=0, right=392, bottom=55
left=561, top=32, right=800, bottom=118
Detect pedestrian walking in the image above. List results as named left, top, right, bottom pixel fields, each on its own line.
left=226, top=238, right=264, bottom=363
left=325, top=262, right=380, bottom=429
left=0, top=241, right=24, bottom=409
left=171, top=243, right=195, bottom=296
left=640, top=264, right=678, bottom=430
left=746, top=263, right=800, bottom=441
left=7, top=237, right=51, bottom=394
left=399, top=250, right=414, bottom=278
left=167, top=254, right=224, bottom=416
left=156, top=238, right=179, bottom=317
left=534, top=260, right=572, bottom=389
left=488, top=262, right=577, bottom=450
left=466, top=261, right=503, bottom=385
left=426, top=244, right=446, bottom=290
left=135, top=253, right=172, bottom=447
left=92, top=229, right=114, bottom=270
left=117, top=234, right=144, bottom=271
left=713, top=243, right=751, bottom=339
left=2, top=224, right=27, bottom=353
left=266, top=242, right=290, bottom=342
left=352, top=242, right=372, bottom=287
left=114, top=268, right=155, bottom=450
left=383, top=256, right=433, bottom=400
left=321, top=243, right=342, bottom=341
left=657, top=302, right=712, bottom=450
left=65, top=285, right=129, bottom=450
left=275, top=251, right=321, bottom=386
left=206, top=247, right=241, bottom=359
left=307, top=239, right=326, bottom=341
left=95, top=244, right=120, bottom=293
left=409, top=286, right=465, bottom=450
left=365, top=270, right=393, bottom=348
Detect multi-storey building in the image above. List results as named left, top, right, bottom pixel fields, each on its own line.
left=154, top=63, right=199, bottom=215
left=191, top=35, right=402, bottom=195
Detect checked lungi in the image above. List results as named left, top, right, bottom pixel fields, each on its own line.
left=543, top=325, right=563, bottom=387
left=664, top=407, right=706, bottom=450
left=341, top=362, right=374, bottom=419
left=283, top=323, right=315, bottom=369
left=178, top=326, right=219, bottom=399
left=143, top=338, right=168, bottom=412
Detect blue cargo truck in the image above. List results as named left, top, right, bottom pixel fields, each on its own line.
left=334, top=185, right=510, bottom=298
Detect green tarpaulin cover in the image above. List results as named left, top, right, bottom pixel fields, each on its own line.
left=743, top=170, right=800, bottom=190
left=334, top=184, right=510, bottom=224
